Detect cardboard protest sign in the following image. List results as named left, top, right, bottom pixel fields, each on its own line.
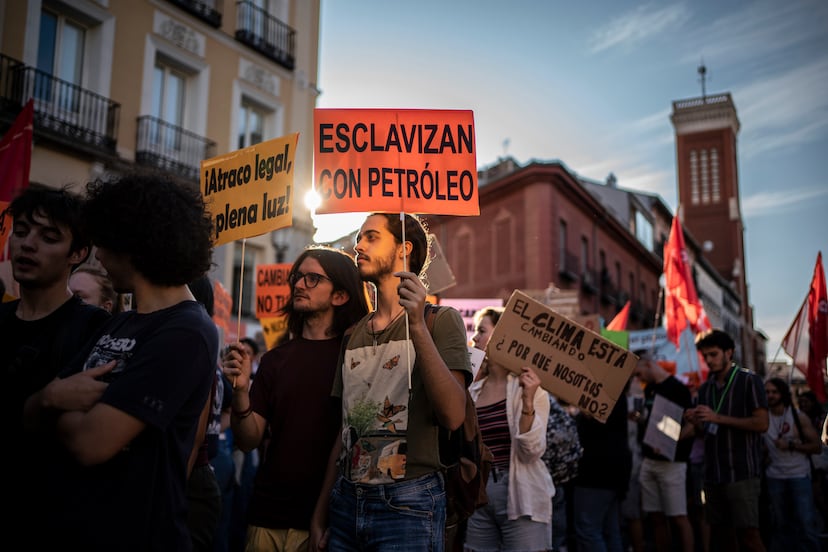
left=255, top=263, right=292, bottom=319
left=485, top=290, right=638, bottom=423
left=201, top=133, right=298, bottom=246
left=313, top=109, right=479, bottom=216
left=423, top=234, right=456, bottom=294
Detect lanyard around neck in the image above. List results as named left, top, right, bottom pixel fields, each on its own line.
left=712, top=365, right=738, bottom=413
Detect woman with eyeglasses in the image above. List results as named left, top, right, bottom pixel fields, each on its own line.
left=220, top=246, right=369, bottom=552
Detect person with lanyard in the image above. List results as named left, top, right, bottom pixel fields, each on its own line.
left=684, top=329, right=768, bottom=552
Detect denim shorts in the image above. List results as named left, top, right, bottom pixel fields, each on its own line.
left=327, top=471, right=445, bottom=552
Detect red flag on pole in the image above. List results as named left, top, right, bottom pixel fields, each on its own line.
left=0, top=99, right=34, bottom=256
left=785, top=252, right=828, bottom=402
left=607, top=300, right=630, bottom=331
left=663, top=214, right=711, bottom=347
left=782, top=296, right=809, bottom=377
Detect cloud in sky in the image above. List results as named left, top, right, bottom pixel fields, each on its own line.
left=588, top=3, right=690, bottom=53
left=681, top=0, right=828, bottom=67
left=737, top=58, right=828, bottom=157
left=742, top=188, right=828, bottom=218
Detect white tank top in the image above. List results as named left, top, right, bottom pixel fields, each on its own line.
left=764, top=407, right=811, bottom=479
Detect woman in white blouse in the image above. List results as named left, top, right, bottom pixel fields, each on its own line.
left=464, top=307, right=555, bottom=552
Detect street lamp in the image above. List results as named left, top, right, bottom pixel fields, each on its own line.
left=271, top=227, right=292, bottom=263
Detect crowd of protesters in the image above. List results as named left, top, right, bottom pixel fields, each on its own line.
left=3, top=174, right=827, bottom=552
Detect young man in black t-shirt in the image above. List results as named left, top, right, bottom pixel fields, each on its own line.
left=2, top=185, right=110, bottom=535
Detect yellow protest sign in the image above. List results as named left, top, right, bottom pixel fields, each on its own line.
left=255, top=263, right=292, bottom=319
left=261, top=316, right=289, bottom=351
left=201, top=133, right=298, bottom=246
left=486, top=290, right=638, bottom=423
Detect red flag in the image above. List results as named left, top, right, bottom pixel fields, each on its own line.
left=782, top=295, right=809, bottom=378
left=607, top=300, right=630, bottom=331
left=663, top=215, right=711, bottom=347
left=0, top=99, right=34, bottom=257
left=786, top=252, right=828, bottom=402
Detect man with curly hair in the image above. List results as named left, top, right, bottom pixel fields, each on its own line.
left=25, top=171, right=218, bottom=551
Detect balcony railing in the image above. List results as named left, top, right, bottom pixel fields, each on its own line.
left=581, top=268, right=598, bottom=294
left=0, top=53, right=120, bottom=152
left=136, top=115, right=216, bottom=181
left=558, top=252, right=579, bottom=282
left=235, top=0, right=296, bottom=70
left=165, top=0, right=222, bottom=28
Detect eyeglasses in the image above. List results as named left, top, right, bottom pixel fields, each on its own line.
left=288, top=271, right=332, bottom=289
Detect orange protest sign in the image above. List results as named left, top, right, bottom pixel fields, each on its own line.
left=212, top=279, right=233, bottom=344
left=201, top=133, right=298, bottom=246
left=255, top=263, right=292, bottom=319
left=313, top=109, right=479, bottom=215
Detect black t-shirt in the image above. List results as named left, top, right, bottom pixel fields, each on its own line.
left=1, top=295, right=110, bottom=530
left=50, top=300, right=218, bottom=551
left=2, top=296, right=110, bottom=433
left=246, top=335, right=344, bottom=530
left=640, top=375, right=693, bottom=462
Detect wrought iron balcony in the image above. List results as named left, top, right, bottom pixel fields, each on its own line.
left=557, top=251, right=579, bottom=282
left=0, top=53, right=120, bottom=152
left=136, top=115, right=216, bottom=182
left=235, top=0, right=296, bottom=70
left=600, top=282, right=619, bottom=306
left=581, top=268, right=598, bottom=294
left=165, top=0, right=222, bottom=28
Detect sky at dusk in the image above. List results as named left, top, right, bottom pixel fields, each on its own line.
left=312, top=0, right=828, bottom=365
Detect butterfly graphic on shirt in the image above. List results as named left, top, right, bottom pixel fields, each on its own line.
left=350, top=359, right=361, bottom=370
left=377, top=396, right=407, bottom=432
left=382, top=355, right=400, bottom=370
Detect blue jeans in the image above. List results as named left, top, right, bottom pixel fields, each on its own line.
left=573, top=486, right=623, bottom=552
left=766, top=475, right=821, bottom=552
left=210, top=433, right=235, bottom=552
left=551, top=485, right=567, bottom=552
left=465, top=470, right=551, bottom=552
left=328, top=472, right=445, bottom=552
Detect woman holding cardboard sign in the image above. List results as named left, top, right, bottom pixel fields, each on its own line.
left=465, top=307, right=555, bottom=552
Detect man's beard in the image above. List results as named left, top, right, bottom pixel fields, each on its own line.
left=360, top=252, right=396, bottom=285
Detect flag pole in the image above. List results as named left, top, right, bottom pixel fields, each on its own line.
left=648, top=285, right=665, bottom=356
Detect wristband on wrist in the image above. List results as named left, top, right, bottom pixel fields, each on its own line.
left=233, top=405, right=253, bottom=419
left=521, top=409, right=535, bottom=416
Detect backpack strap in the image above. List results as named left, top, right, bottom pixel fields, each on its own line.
left=790, top=406, right=816, bottom=471
left=424, top=302, right=439, bottom=332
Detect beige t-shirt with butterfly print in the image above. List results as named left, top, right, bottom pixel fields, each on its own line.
left=333, top=305, right=471, bottom=484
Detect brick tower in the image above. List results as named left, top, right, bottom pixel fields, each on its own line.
left=670, top=66, right=752, bottom=332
